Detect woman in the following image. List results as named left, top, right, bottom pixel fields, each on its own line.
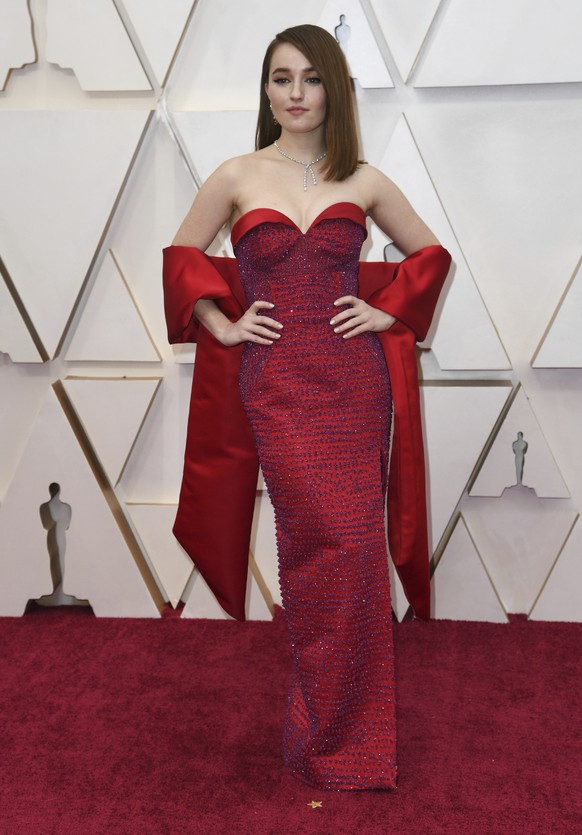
left=164, top=24, right=451, bottom=790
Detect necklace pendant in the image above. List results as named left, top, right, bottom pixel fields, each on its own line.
left=274, top=141, right=326, bottom=191
left=304, top=163, right=317, bottom=190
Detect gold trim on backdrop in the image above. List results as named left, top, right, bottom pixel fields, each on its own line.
left=53, top=379, right=166, bottom=612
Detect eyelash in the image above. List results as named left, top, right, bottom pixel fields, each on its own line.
left=273, top=77, right=322, bottom=85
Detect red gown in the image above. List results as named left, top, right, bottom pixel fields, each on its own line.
left=162, top=203, right=451, bottom=790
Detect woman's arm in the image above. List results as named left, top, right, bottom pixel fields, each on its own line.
left=171, top=158, right=282, bottom=346
left=365, top=166, right=440, bottom=255
left=332, top=166, right=440, bottom=339
left=172, top=158, right=237, bottom=249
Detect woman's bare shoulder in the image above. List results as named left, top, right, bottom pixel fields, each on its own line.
left=215, top=149, right=269, bottom=177
left=355, top=163, right=400, bottom=195
left=171, top=150, right=270, bottom=247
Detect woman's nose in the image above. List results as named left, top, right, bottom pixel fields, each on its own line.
left=289, top=80, right=304, bottom=100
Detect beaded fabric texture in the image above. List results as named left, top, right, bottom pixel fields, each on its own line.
left=233, top=206, right=396, bottom=790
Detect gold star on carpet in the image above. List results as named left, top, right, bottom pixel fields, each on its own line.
left=307, top=800, right=323, bottom=809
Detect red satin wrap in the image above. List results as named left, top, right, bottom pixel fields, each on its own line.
left=163, top=243, right=451, bottom=621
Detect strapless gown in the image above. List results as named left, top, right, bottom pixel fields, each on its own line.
left=232, top=202, right=397, bottom=791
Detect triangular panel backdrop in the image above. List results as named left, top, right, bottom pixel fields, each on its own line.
left=1, top=0, right=581, bottom=620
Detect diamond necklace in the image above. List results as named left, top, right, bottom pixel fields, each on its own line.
left=274, top=141, right=327, bottom=191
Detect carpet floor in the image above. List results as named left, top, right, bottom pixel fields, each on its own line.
left=0, top=606, right=580, bottom=835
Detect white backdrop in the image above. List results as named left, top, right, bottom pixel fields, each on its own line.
left=1, top=0, right=581, bottom=621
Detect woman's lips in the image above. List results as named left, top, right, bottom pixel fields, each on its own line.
left=287, top=107, right=308, bottom=114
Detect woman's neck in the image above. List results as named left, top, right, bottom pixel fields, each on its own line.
left=275, top=130, right=326, bottom=162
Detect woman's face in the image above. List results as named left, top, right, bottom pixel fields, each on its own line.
left=265, top=43, right=327, bottom=136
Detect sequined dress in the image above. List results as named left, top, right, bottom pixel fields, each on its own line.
left=232, top=202, right=396, bottom=791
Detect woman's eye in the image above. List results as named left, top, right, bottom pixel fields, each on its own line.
left=306, top=76, right=322, bottom=84
left=273, top=77, right=289, bottom=84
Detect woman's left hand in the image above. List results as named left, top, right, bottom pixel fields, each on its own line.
left=330, top=296, right=396, bottom=339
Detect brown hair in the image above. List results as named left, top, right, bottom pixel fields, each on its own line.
left=255, top=24, right=361, bottom=182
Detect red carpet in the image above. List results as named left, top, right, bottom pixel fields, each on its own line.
left=0, top=606, right=580, bottom=834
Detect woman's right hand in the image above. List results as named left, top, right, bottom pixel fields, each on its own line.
left=218, top=300, right=283, bottom=347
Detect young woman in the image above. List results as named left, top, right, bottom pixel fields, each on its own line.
left=164, top=24, right=451, bottom=790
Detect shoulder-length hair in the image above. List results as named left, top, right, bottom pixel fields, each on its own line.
left=255, top=24, right=361, bottom=182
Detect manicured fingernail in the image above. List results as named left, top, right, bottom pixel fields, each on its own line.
left=330, top=319, right=335, bottom=325
left=334, top=327, right=340, bottom=333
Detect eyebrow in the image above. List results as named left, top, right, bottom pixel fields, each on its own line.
left=271, top=66, right=317, bottom=74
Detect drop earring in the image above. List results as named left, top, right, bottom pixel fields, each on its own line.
left=269, top=101, right=278, bottom=126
